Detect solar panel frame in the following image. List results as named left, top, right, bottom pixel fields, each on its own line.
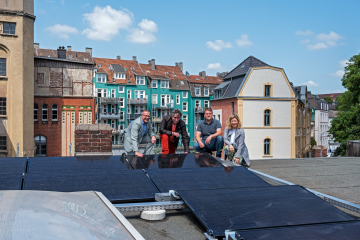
left=0, top=157, right=27, bottom=174
left=0, top=173, right=23, bottom=190
left=146, top=167, right=270, bottom=192
left=177, top=185, right=355, bottom=238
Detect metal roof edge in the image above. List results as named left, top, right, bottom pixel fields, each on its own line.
left=34, top=56, right=95, bottom=65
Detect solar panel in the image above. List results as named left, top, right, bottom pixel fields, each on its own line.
left=177, top=185, right=355, bottom=238
left=127, top=153, right=221, bottom=169
left=27, top=156, right=132, bottom=173
left=146, top=167, right=270, bottom=192
left=0, top=173, right=23, bottom=190
left=235, top=221, right=360, bottom=240
left=0, top=157, right=27, bottom=174
left=24, top=170, right=158, bottom=202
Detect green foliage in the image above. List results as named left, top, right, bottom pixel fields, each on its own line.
left=334, top=142, right=347, bottom=157
left=323, top=96, right=333, bottom=104
left=328, top=53, right=360, bottom=156
left=153, top=147, right=161, bottom=154
left=310, top=138, right=317, bottom=149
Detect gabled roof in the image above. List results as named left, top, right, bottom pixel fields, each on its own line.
left=187, top=75, right=223, bottom=84
left=111, top=64, right=126, bottom=73
left=34, top=48, right=93, bottom=62
left=317, top=93, right=343, bottom=101
left=140, top=63, right=187, bottom=81
left=224, top=56, right=268, bottom=80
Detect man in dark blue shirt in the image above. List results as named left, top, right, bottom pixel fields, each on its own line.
left=194, top=108, right=224, bottom=158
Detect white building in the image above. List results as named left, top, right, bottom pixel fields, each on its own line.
left=309, top=96, right=329, bottom=150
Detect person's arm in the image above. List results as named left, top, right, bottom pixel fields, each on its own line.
left=223, top=127, right=232, bottom=145
left=131, top=121, right=141, bottom=153
left=195, top=131, right=202, bottom=144
left=147, top=122, right=155, bottom=137
left=159, top=117, right=172, bottom=136
left=235, top=129, right=245, bottom=159
left=181, top=121, right=190, bottom=153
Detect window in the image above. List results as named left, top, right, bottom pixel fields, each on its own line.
left=183, top=102, right=188, bottom=112
left=183, top=115, right=188, bottom=124
left=135, top=105, right=145, bottom=114
left=195, top=87, right=201, bottom=96
left=115, top=73, right=126, bottom=79
left=103, top=105, right=107, bottom=113
left=127, top=105, right=131, bottom=114
left=111, top=105, right=116, bottom=113
left=152, top=108, right=157, bottom=118
left=119, top=111, right=124, bottom=121
left=0, top=58, right=6, bottom=76
left=135, top=90, right=145, bottom=99
left=42, top=104, right=48, bottom=121
left=264, top=138, right=271, bottom=155
left=127, top=90, right=131, bottom=99
left=119, top=124, right=125, bottom=130
left=52, top=104, right=58, bottom=121
left=97, top=89, right=107, bottom=97
left=195, top=100, right=201, bottom=112
left=161, top=110, right=170, bottom=117
left=264, top=109, right=271, bottom=126
left=34, top=103, right=38, bottom=121
left=265, top=85, right=271, bottom=97
left=118, top=86, right=124, bottom=93
left=103, top=120, right=107, bottom=124
left=161, top=95, right=170, bottom=107
left=97, top=73, right=106, bottom=83
left=0, top=98, right=6, bottom=115
left=35, top=135, right=46, bottom=157
left=204, top=100, right=209, bottom=108
left=119, top=97, right=124, bottom=108
left=136, top=76, right=145, bottom=85
left=151, top=80, right=157, bottom=88
left=111, top=120, right=116, bottom=129
left=176, top=95, right=180, bottom=105
left=3, top=22, right=16, bottom=34
left=204, top=87, right=209, bottom=96
left=0, top=136, right=6, bottom=150
left=161, top=80, right=169, bottom=88
left=152, top=94, right=158, bottom=104
left=111, top=89, right=116, bottom=98
left=182, top=91, right=188, bottom=98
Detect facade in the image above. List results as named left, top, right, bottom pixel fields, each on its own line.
left=328, top=110, right=340, bottom=155
left=211, top=56, right=311, bottom=159
left=0, top=0, right=35, bottom=157
left=34, top=46, right=94, bottom=156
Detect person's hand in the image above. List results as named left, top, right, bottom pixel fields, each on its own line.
left=184, top=152, right=188, bottom=154
left=135, top=151, right=144, bottom=157
left=233, top=158, right=240, bottom=164
left=205, top=135, right=212, bottom=145
left=173, top=132, right=180, bottom=138
left=151, top=136, right=156, bottom=143
left=229, top=145, right=234, bottom=152
left=199, top=141, right=205, bottom=148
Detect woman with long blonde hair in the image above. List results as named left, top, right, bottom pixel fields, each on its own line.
left=223, top=114, right=250, bottom=167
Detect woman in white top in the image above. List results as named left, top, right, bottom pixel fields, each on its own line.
left=223, top=114, right=250, bottom=167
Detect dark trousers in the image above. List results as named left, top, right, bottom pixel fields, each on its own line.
left=193, top=136, right=224, bottom=157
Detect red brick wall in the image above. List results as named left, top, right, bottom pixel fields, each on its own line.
left=311, top=148, right=327, bottom=158
left=34, top=97, right=93, bottom=157
left=75, top=125, right=112, bottom=154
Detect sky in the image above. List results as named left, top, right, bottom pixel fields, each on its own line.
left=34, top=0, right=360, bottom=94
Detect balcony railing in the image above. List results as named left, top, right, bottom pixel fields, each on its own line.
left=128, top=113, right=141, bottom=120
left=153, top=103, right=174, bottom=109
left=152, top=116, right=162, bottom=123
left=195, top=107, right=207, bottom=113
left=128, top=98, right=148, bottom=105
left=99, top=97, right=123, bottom=104
left=100, top=112, right=122, bottom=119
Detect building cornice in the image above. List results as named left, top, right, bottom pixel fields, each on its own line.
left=0, top=9, right=36, bottom=21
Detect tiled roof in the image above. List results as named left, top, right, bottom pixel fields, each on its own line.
left=224, top=56, right=268, bottom=80
left=189, top=82, right=218, bottom=97
left=317, top=93, right=343, bottom=101
left=93, top=58, right=145, bottom=84
left=187, top=75, right=223, bottom=84
left=308, top=98, right=320, bottom=109
left=34, top=48, right=93, bottom=62
left=139, top=63, right=187, bottom=81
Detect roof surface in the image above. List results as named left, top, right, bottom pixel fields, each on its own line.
left=223, top=76, right=245, bottom=98
left=34, top=48, right=93, bottom=62
left=318, top=93, right=343, bottom=101
left=187, top=75, right=223, bottom=84
left=224, top=56, right=268, bottom=80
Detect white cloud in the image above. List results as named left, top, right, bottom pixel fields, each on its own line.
left=127, top=28, right=156, bottom=44
left=331, top=70, right=345, bottom=78
left=207, top=63, right=222, bottom=70
left=300, top=39, right=310, bottom=44
left=236, top=34, right=252, bottom=47
left=295, top=30, right=314, bottom=36
left=45, top=24, right=78, bottom=40
left=205, top=40, right=232, bottom=51
left=83, top=6, right=133, bottom=41
left=303, top=81, right=319, bottom=87
left=60, top=0, right=65, bottom=5
left=316, top=31, right=343, bottom=46
left=138, top=19, right=158, bottom=32
left=339, top=59, right=349, bottom=68
left=307, top=42, right=328, bottom=50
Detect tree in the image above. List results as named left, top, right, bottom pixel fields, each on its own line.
left=311, top=138, right=317, bottom=150
left=323, top=96, right=333, bottom=104
left=328, top=53, right=360, bottom=156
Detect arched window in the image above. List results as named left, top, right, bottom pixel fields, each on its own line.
left=264, top=109, right=271, bottom=126
left=42, top=104, right=48, bottom=121
left=34, top=103, right=38, bottom=122
left=264, top=138, right=271, bottom=155
left=52, top=104, right=58, bottom=121
left=34, top=135, right=46, bottom=156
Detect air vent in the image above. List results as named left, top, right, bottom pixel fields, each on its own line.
left=98, top=64, right=102, bottom=68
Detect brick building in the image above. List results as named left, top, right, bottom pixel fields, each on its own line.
left=34, top=45, right=94, bottom=157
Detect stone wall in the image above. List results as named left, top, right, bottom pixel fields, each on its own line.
left=75, top=124, right=112, bottom=156
left=311, top=146, right=327, bottom=158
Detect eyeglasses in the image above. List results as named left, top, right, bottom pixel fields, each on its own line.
left=173, top=117, right=180, bottom=119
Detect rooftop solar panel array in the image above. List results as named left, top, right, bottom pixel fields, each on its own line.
left=0, top=173, right=23, bottom=190
left=177, top=185, right=355, bottom=238
left=0, top=157, right=27, bottom=174
left=127, top=152, right=221, bottom=169
left=146, top=167, right=270, bottom=192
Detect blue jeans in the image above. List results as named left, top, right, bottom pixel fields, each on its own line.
left=194, top=136, right=224, bottom=157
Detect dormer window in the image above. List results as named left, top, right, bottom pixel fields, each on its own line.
left=161, top=80, right=169, bottom=88
left=173, top=74, right=177, bottom=77
left=151, top=80, right=157, bottom=88
left=204, top=87, right=209, bottom=96
left=97, top=73, right=106, bottom=83
left=131, top=67, right=135, bottom=70
left=195, top=87, right=201, bottom=96
left=165, top=72, right=168, bottom=75
left=136, top=76, right=145, bottom=85
left=115, top=73, right=126, bottom=79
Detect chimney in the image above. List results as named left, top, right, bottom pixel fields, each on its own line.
left=67, top=46, right=71, bottom=51
left=150, top=59, right=155, bottom=70
left=217, top=72, right=220, bottom=77
left=34, top=43, right=39, bottom=49
left=175, top=62, right=179, bottom=67
left=199, top=71, right=206, bottom=78
left=57, top=46, right=66, bottom=59
left=117, top=55, right=121, bottom=60
left=132, top=56, right=137, bottom=61
left=85, top=47, right=92, bottom=57
left=179, top=62, right=183, bottom=72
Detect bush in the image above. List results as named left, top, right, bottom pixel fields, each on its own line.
left=334, top=142, right=346, bottom=157
left=311, top=138, right=317, bottom=150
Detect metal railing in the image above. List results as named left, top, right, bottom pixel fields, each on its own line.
left=99, top=112, right=122, bottom=119
left=128, top=98, right=148, bottom=105
left=99, top=97, right=123, bottom=104
left=152, top=103, right=174, bottom=109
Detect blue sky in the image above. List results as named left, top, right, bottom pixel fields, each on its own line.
left=34, top=0, right=360, bottom=94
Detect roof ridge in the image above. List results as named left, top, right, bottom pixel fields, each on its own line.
left=224, top=56, right=268, bottom=79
